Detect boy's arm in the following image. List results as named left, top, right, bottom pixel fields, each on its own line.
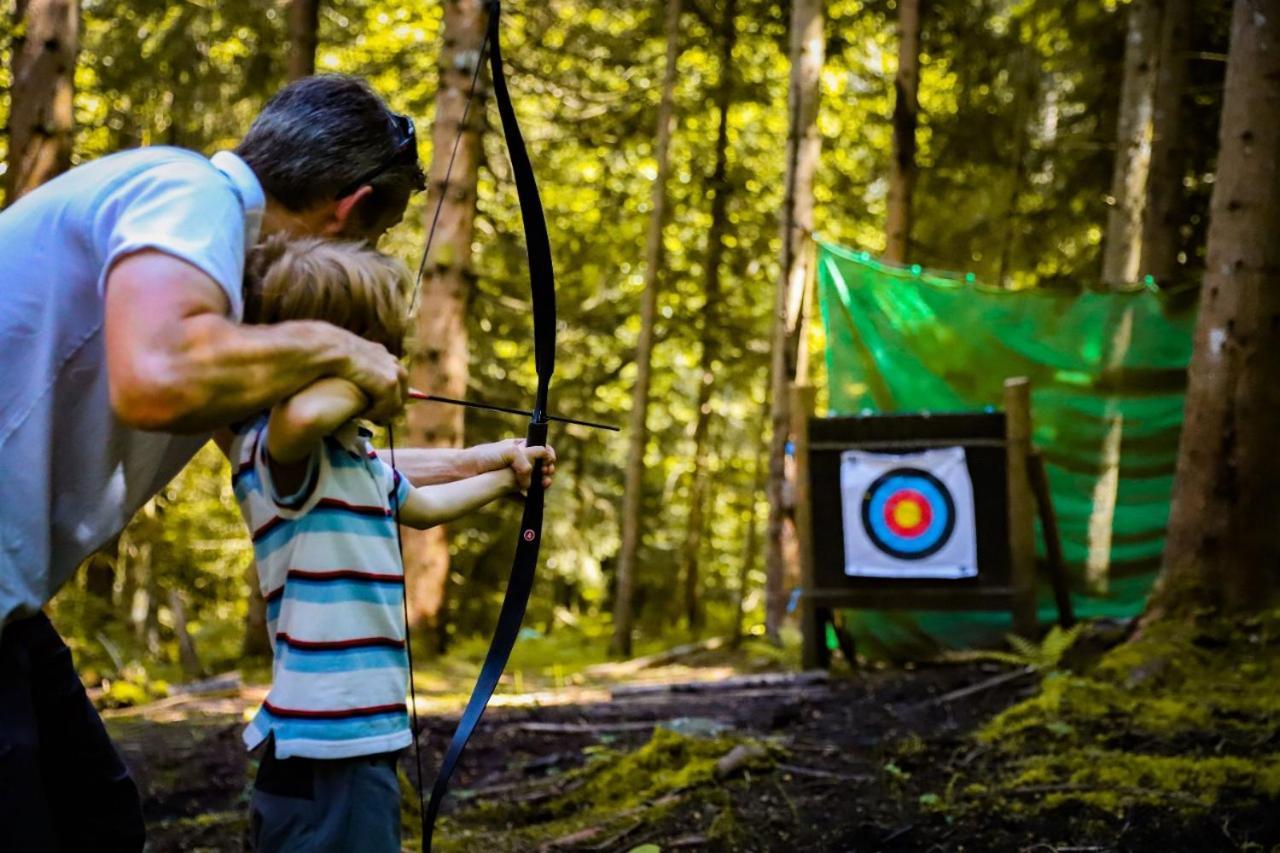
left=267, top=377, right=368, bottom=463
left=396, top=469, right=519, bottom=530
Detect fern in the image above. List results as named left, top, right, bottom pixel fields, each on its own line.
left=943, top=624, right=1083, bottom=672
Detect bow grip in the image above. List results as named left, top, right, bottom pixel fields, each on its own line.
left=525, top=419, right=549, bottom=449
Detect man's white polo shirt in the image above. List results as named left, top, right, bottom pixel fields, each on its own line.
left=0, top=147, right=265, bottom=626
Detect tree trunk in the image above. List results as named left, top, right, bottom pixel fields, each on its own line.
left=732, top=443, right=767, bottom=649
left=242, top=559, right=271, bottom=658
left=168, top=590, right=204, bottom=679
left=404, top=0, right=488, bottom=648
left=884, top=0, right=920, bottom=264
left=765, top=0, right=823, bottom=643
left=996, top=43, right=1039, bottom=289
left=1139, top=0, right=1191, bottom=284
left=678, top=0, right=736, bottom=636
left=1102, top=0, right=1162, bottom=288
left=611, top=0, right=683, bottom=658
left=287, top=0, right=321, bottom=81
left=5, top=0, right=78, bottom=204
left=1085, top=306, right=1135, bottom=592
left=81, top=536, right=120, bottom=634
left=1148, top=0, right=1280, bottom=619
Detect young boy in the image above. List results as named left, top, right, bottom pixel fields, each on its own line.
left=225, top=235, right=545, bottom=852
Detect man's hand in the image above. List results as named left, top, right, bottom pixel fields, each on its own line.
left=470, top=438, right=558, bottom=491
left=337, top=335, right=408, bottom=423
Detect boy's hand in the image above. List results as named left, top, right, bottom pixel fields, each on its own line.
left=473, top=438, right=558, bottom=490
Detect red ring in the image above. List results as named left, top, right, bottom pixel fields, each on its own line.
left=883, top=489, right=932, bottom=538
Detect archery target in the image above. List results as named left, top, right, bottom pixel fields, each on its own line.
left=840, top=447, right=977, bottom=579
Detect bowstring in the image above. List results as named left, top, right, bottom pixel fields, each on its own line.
left=410, top=27, right=494, bottom=317
left=386, top=424, right=427, bottom=836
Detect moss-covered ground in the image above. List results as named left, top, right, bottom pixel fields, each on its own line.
left=104, top=617, right=1280, bottom=851
left=901, top=610, right=1280, bottom=849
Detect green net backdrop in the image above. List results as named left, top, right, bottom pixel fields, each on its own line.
left=815, top=241, right=1196, bottom=655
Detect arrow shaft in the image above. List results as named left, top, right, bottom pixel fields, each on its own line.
left=408, top=391, right=618, bottom=432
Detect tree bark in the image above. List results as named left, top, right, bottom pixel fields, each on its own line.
left=242, top=559, right=271, bottom=658
left=732, top=443, right=767, bottom=649
left=679, top=0, right=736, bottom=636
left=5, top=0, right=78, bottom=205
left=287, top=0, right=321, bottom=81
left=1085, top=306, right=1135, bottom=592
left=168, top=590, right=204, bottom=679
left=884, top=0, right=920, bottom=264
left=1139, top=0, right=1191, bottom=284
left=1102, top=0, right=1162, bottom=288
left=404, top=0, right=488, bottom=648
left=611, top=0, right=683, bottom=658
left=765, top=0, right=823, bottom=643
left=81, top=536, right=120, bottom=634
left=1148, top=0, right=1280, bottom=619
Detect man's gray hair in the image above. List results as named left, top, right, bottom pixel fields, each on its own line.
left=236, top=75, right=421, bottom=227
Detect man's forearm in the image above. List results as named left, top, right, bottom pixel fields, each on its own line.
left=384, top=447, right=482, bottom=486
left=106, top=250, right=407, bottom=433
left=153, top=315, right=353, bottom=433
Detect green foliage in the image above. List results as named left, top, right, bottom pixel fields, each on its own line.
left=948, top=624, right=1083, bottom=672
left=49, top=445, right=251, bottom=690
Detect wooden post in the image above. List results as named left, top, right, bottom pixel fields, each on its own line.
left=791, top=383, right=824, bottom=668
left=1004, top=377, right=1038, bottom=638
left=1029, top=450, right=1075, bottom=628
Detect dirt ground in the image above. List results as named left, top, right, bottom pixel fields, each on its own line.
left=107, top=644, right=1280, bottom=852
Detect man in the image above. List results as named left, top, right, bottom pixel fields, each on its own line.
left=0, top=75, right=551, bottom=851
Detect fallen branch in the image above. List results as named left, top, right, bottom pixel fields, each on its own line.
left=776, top=763, right=874, bottom=783
left=611, top=670, right=828, bottom=699
left=513, top=720, right=659, bottom=734
left=925, top=666, right=1036, bottom=707
left=455, top=773, right=586, bottom=799
left=584, top=637, right=727, bottom=677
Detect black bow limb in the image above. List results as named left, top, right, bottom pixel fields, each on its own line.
left=421, top=2, right=558, bottom=848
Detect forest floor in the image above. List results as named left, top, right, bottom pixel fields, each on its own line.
left=104, top=619, right=1280, bottom=853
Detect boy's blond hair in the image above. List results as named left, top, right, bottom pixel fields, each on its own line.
left=244, top=234, right=412, bottom=357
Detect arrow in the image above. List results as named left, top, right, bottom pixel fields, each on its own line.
left=408, top=389, right=619, bottom=432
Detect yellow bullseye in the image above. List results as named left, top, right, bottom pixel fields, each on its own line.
left=893, top=499, right=923, bottom=529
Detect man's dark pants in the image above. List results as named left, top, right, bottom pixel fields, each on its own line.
left=0, top=613, right=146, bottom=852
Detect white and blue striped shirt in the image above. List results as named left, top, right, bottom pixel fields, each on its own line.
left=230, top=415, right=414, bottom=760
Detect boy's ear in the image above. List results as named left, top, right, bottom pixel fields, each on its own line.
left=325, top=185, right=374, bottom=236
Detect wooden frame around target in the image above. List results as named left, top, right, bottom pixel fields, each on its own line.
left=790, top=377, right=1074, bottom=669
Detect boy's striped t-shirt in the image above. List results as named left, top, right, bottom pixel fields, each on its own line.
left=229, top=414, right=414, bottom=760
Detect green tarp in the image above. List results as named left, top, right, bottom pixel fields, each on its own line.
left=815, top=241, right=1196, bottom=654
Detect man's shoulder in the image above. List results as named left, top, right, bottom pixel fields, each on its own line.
left=1, top=147, right=226, bottom=219
left=61, top=146, right=221, bottom=190
left=101, top=146, right=234, bottom=196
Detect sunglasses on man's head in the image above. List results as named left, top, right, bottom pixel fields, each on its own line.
left=335, top=113, right=426, bottom=199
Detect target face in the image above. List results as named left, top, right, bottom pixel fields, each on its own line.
left=859, top=467, right=956, bottom=560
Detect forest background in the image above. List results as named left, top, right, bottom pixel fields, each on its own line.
left=0, top=0, right=1234, bottom=699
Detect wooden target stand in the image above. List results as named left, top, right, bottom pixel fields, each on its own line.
left=792, top=377, right=1074, bottom=669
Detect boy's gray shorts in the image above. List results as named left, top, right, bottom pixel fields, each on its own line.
left=249, top=738, right=402, bottom=853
